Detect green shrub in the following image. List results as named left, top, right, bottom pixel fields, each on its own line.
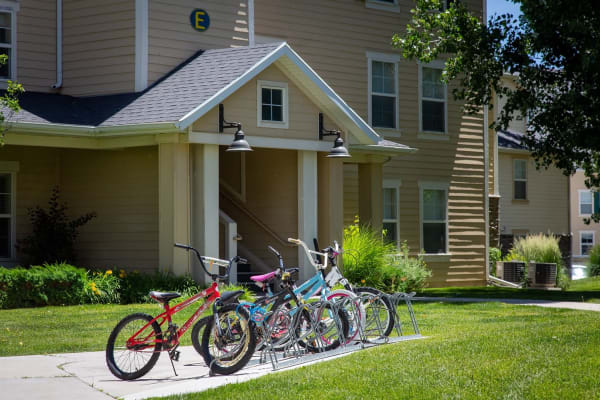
left=16, top=187, right=96, bottom=266
left=0, top=263, right=87, bottom=308
left=342, top=218, right=430, bottom=293
left=509, top=234, right=569, bottom=289
left=588, top=245, right=600, bottom=277
left=84, top=270, right=121, bottom=304
left=118, top=270, right=202, bottom=304
left=489, top=247, right=502, bottom=277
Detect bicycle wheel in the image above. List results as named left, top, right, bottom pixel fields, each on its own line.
left=354, top=287, right=394, bottom=339
left=106, top=313, right=162, bottom=380
left=201, top=303, right=257, bottom=375
left=191, top=316, right=211, bottom=359
left=296, top=302, right=349, bottom=352
left=326, top=290, right=365, bottom=343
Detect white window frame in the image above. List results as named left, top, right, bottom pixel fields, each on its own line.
left=0, top=2, right=18, bottom=84
left=579, top=189, right=593, bottom=216
left=580, top=231, right=595, bottom=256
left=418, top=60, right=448, bottom=136
left=257, top=80, right=289, bottom=129
left=513, top=159, right=527, bottom=200
left=419, top=181, right=449, bottom=254
left=367, top=52, right=400, bottom=132
left=383, top=179, right=401, bottom=247
left=365, top=0, right=400, bottom=13
left=0, top=161, right=18, bottom=261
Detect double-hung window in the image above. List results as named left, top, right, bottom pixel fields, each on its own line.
left=368, top=54, right=399, bottom=129
left=257, top=80, right=288, bottom=129
left=420, top=62, right=447, bottom=134
left=0, top=4, right=17, bottom=81
left=382, top=181, right=401, bottom=246
left=579, top=190, right=593, bottom=216
left=513, top=159, right=527, bottom=200
left=0, top=163, right=17, bottom=260
left=420, top=183, right=448, bottom=254
left=581, top=231, right=594, bottom=256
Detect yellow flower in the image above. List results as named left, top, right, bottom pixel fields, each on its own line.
left=105, top=270, right=112, bottom=275
left=19, top=341, right=23, bottom=346
left=119, top=270, right=126, bottom=278
left=361, top=279, right=366, bottom=284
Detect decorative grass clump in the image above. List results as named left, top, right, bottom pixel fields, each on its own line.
left=588, top=245, right=600, bottom=277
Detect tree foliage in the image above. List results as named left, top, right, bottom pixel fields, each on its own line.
left=0, top=53, right=23, bottom=140
left=393, top=0, right=600, bottom=217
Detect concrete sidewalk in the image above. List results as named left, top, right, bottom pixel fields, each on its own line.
left=414, top=297, right=600, bottom=312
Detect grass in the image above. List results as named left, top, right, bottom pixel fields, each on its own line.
left=418, top=277, right=600, bottom=302
left=147, top=301, right=600, bottom=400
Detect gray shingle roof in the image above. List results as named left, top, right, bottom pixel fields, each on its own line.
left=7, top=43, right=283, bottom=127
left=498, top=129, right=528, bottom=150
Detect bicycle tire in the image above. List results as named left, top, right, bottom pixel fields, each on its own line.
left=191, top=316, right=211, bottom=358
left=201, top=303, right=257, bottom=375
left=106, top=313, right=162, bottom=380
left=296, top=302, right=349, bottom=352
left=354, top=287, right=394, bottom=338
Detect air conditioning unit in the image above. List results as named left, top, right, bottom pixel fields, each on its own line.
left=528, top=262, right=557, bottom=288
left=496, top=261, right=526, bottom=284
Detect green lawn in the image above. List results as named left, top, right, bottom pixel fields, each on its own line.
left=148, top=302, right=600, bottom=400
left=418, top=276, right=600, bottom=302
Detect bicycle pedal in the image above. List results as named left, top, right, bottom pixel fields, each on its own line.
left=170, top=350, right=180, bottom=362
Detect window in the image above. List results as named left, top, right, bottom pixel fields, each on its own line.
left=368, top=54, right=399, bottom=129
left=257, top=80, right=288, bottom=129
left=382, top=181, right=401, bottom=246
left=0, top=7, right=16, bottom=80
left=365, top=0, right=400, bottom=12
left=513, top=159, right=527, bottom=200
left=579, top=190, right=593, bottom=215
left=420, top=62, right=447, bottom=133
left=420, top=183, right=448, bottom=254
left=0, top=165, right=16, bottom=260
left=581, top=232, right=594, bottom=256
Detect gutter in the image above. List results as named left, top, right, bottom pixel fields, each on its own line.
left=51, top=0, right=62, bottom=89
left=7, top=121, right=181, bottom=136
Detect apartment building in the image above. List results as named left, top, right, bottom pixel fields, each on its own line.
left=0, top=0, right=487, bottom=286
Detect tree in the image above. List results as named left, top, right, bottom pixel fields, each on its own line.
left=393, top=0, right=600, bottom=219
left=0, top=53, right=23, bottom=141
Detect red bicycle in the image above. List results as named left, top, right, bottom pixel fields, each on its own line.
left=105, top=243, right=257, bottom=379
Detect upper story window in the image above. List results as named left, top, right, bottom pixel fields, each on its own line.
left=513, top=159, right=527, bottom=200
left=365, top=0, right=400, bottom=13
left=579, top=190, right=593, bottom=216
left=420, top=183, right=448, bottom=254
left=383, top=180, right=401, bottom=246
left=257, top=80, right=288, bottom=129
left=420, top=62, right=447, bottom=134
left=368, top=53, right=399, bottom=130
left=0, top=7, right=17, bottom=81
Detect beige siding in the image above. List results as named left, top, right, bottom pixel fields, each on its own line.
left=570, top=170, right=599, bottom=262
left=254, top=0, right=487, bottom=286
left=61, top=0, right=135, bottom=96
left=498, top=152, right=569, bottom=236
left=192, top=64, right=339, bottom=139
left=0, top=145, right=158, bottom=271
left=17, top=0, right=57, bottom=93
left=148, top=0, right=248, bottom=86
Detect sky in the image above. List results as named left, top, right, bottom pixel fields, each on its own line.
left=486, top=0, right=522, bottom=19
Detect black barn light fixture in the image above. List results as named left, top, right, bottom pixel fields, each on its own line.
left=318, top=113, right=351, bottom=158
left=219, top=104, right=253, bottom=152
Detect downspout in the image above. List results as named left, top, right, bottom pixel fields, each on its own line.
left=248, top=0, right=255, bottom=47
left=483, top=0, right=490, bottom=282
left=51, top=0, right=62, bottom=89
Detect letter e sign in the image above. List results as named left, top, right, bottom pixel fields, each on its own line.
left=190, top=9, right=210, bottom=31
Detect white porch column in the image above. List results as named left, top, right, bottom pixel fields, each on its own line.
left=192, top=144, right=220, bottom=284
left=158, top=143, right=190, bottom=275
left=298, top=150, right=318, bottom=281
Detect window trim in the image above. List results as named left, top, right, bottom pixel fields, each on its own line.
left=257, top=80, right=289, bottom=129
left=0, top=4, right=17, bottom=83
left=383, top=179, right=402, bottom=247
left=419, top=181, right=449, bottom=255
left=418, top=60, right=448, bottom=135
left=513, top=158, right=528, bottom=200
left=579, top=189, right=593, bottom=217
left=0, top=160, right=18, bottom=261
left=580, top=231, right=595, bottom=257
left=365, top=0, right=401, bottom=13
left=367, top=52, right=400, bottom=131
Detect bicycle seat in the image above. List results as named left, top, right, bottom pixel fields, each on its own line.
left=149, top=291, right=181, bottom=303
left=220, top=290, right=245, bottom=304
left=250, top=270, right=278, bottom=282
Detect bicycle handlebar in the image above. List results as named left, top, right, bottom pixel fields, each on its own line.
left=174, top=243, right=243, bottom=281
left=287, top=237, right=328, bottom=271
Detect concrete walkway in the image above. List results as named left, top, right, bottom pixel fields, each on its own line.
left=414, top=296, right=600, bottom=312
